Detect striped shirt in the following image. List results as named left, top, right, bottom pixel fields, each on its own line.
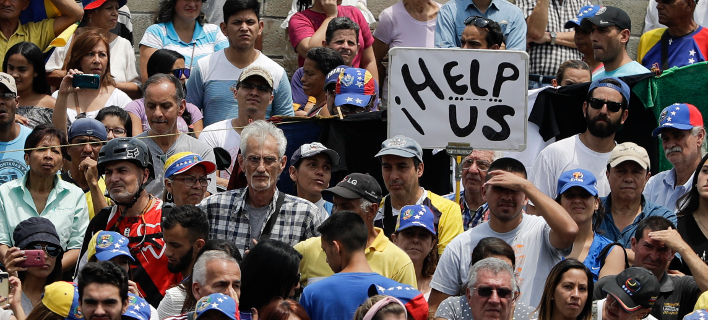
left=139, top=21, right=228, bottom=68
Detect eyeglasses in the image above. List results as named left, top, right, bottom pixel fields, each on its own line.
left=472, top=286, right=516, bottom=299
left=0, top=93, right=16, bottom=100
left=464, top=16, right=491, bottom=28
left=172, top=176, right=211, bottom=187
left=587, top=97, right=624, bottom=113
left=172, top=68, right=191, bottom=79
left=338, top=104, right=368, bottom=115
left=27, top=243, right=62, bottom=258
left=461, top=159, right=491, bottom=171
left=238, top=82, right=273, bottom=93
left=246, top=155, right=279, bottom=167
left=105, top=127, right=127, bottom=135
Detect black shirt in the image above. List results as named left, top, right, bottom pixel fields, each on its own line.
left=677, top=215, right=708, bottom=275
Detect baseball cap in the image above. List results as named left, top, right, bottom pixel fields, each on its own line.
left=580, top=6, right=631, bottom=31
left=123, top=293, right=151, bottom=320
left=602, top=267, right=659, bottom=312
left=86, top=231, right=134, bottom=262
left=238, top=65, right=274, bottom=88
left=68, top=118, right=108, bottom=142
left=588, top=77, right=631, bottom=105
left=323, top=173, right=382, bottom=203
left=565, top=5, right=602, bottom=29
left=195, top=293, right=240, bottom=320
left=557, top=168, right=598, bottom=197
left=83, top=0, right=127, bottom=11
left=652, top=103, right=704, bottom=137
left=396, top=205, right=437, bottom=236
left=375, top=135, right=424, bottom=163
left=290, top=142, right=340, bottom=167
left=13, top=217, right=62, bottom=249
left=335, top=67, right=376, bottom=108
left=608, top=142, right=650, bottom=170
left=368, top=284, right=428, bottom=320
left=164, top=152, right=217, bottom=179
left=0, top=72, right=17, bottom=94
left=324, top=65, right=348, bottom=91
left=42, top=282, right=83, bottom=320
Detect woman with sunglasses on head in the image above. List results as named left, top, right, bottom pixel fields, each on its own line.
left=124, top=49, right=204, bottom=137
left=535, top=259, right=593, bottom=320
left=162, top=152, right=215, bottom=205
left=95, top=106, right=132, bottom=140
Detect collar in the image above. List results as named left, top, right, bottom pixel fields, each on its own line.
left=604, top=194, right=648, bottom=218
left=19, top=172, right=66, bottom=192
left=466, top=0, right=499, bottom=13
left=663, top=167, right=694, bottom=190
left=366, top=227, right=389, bottom=253
left=165, top=21, right=206, bottom=44
left=657, top=271, right=674, bottom=293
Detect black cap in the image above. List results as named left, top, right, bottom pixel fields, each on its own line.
left=602, top=267, right=660, bottom=312
left=580, top=6, right=631, bottom=32
left=322, top=173, right=382, bottom=203
left=13, top=217, right=62, bottom=249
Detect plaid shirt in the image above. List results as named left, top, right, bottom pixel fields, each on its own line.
left=517, top=0, right=589, bottom=76
left=443, top=191, right=489, bottom=230
left=198, top=188, right=322, bottom=256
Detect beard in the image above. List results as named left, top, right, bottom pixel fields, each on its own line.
left=167, top=246, right=193, bottom=273
left=108, top=179, right=141, bottom=203
left=586, top=112, right=621, bottom=138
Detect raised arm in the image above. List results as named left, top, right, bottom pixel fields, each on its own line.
left=53, top=70, right=82, bottom=134
left=290, top=0, right=338, bottom=59
left=649, top=227, right=708, bottom=292
left=50, top=0, right=83, bottom=37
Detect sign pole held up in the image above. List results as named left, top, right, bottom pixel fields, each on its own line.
left=445, top=143, right=474, bottom=205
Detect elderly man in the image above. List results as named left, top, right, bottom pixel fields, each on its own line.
left=644, top=103, right=705, bottom=212
left=593, top=267, right=660, bottom=320
left=444, top=150, right=498, bottom=230
left=596, top=143, right=676, bottom=254
left=295, top=173, right=417, bottom=288
left=198, top=120, right=322, bottom=256
left=0, top=73, right=31, bottom=185
left=594, top=217, right=708, bottom=320
left=459, top=16, right=503, bottom=50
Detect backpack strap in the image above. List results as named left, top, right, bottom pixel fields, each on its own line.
left=599, top=242, right=629, bottom=270
left=660, top=28, right=671, bottom=72
left=259, top=191, right=286, bottom=241
left=382, top=196, right=396, bottom=237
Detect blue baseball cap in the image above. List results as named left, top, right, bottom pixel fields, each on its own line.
left=375, top=135, right=424, bottom=163
left=588, top=77, right=630, bottom=105
left=335, top=67, right=376, bottom=108
left=68, top=118, right=107, bottom=142
left=652, top=103, right=704, bottom=137
left=87, top=231, right=134, bottom=262
left=396, top=205, right=436, bottom=236
left=123, top=294, right=151, bottom=320
left=368, top=284, right=428, bottom=320
left=195, top=294, right=240, bottom=320
left=557, top=169, right=598, bottom=197
left=565, top=5, right=602, bottom=29
left=324, top=65, right=348, bottom=91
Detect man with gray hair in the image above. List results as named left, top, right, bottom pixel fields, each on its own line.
left=644, top=103, right=706, bottom=212
left=198, top=120, right=322, bottom=256
left=138, top=74, right=217, bottom=198
left=444, top=150, right=500, bottom=230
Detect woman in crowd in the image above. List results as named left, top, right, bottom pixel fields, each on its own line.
left=556, top=169, right=626, bottom=281
left=296, top=47, right=344, bottom=117
left=391, top=204, right=438, bottom=300
left=51, top=30, right=132, bottom=128
left=46, top=0, right=141, bottom=98
left=551, top=60, right=592, bottom=87
left=535, top=259, right=593, bottom=320
left=354, top=295, right=407, bottom=320
left=260, top=299, right=311, bottom=320
left=138, top=0, right=228, bottom=83
left=2, top=42, right=58, bottom=129
left=676, top=153, right=708, bottom=275
left=95, top=106, right=132, bottom=140
left=24, top=281, right=81, bottom=320
left=3, top=217, right=65, bottom=315
left=125, top=49, right=203, bottom=136
left=163, top=152, right=216, bottom=205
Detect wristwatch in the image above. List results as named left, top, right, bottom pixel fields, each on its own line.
left=550, top=31, right=557, bottom=45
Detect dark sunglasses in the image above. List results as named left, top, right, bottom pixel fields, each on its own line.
left=587, top=97, right=624, bottom=113
left=472, top=286, right=515, bottom=299
left=172, top=68, right=191, bottom=79
left=238, top=82, right=273, bottom=93
left=27, top=243, right=62, bottom=258
left=464, top=15, right=490, bottom=28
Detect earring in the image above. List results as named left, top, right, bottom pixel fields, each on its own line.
left=166, top=192, right=173, bottom=202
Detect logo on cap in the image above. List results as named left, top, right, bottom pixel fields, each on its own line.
left=196, top=296, right=212, bottom=312
left=127, top=148, right=139, bottom=159
left=73, top=305, right=83, bottom=319
left=622, top=278, right=642, bottom=296
left=341, top=73, right=354, bottom=86
left=572, top=172, right=584, bottom=181
left=659, top=108, right=668, bottom=122
left=402, top=209, right=414, bottom=220
left=343, top=176, right=357, bottom=185
left=97, top=234, right=114, bottom=249
left=596, top=7, right=606, bottom=15
left=386, top=138, right=406, bottom=147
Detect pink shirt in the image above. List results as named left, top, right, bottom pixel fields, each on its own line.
left=288, top=6, right=374, bottom=67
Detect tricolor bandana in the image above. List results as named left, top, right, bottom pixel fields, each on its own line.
left=164, top=152, right=217, bottom=179
left=368, top=284, right=428, bottom=320
left=195, top=293, right=240, bottom=320
left=123, top=293, right=151, bottom=320
left=87, top=231, right=134, bottom=262
left=335, top=67, right=375, bottom=108
left=652, top=103, right=704, bottom=137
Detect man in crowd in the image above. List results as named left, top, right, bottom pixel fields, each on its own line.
left=468, top=258, right=518, bottom=320
left=518, top=0, right=588, bottom=88
left=0, top=73, right=31, bottom=185
left=595, top=143, right=676, bottom=253
left=459, top=16, right=503, bottom=50
left=531, top=77, right=630, bottom=198
left=638, top=0, right=708, bottom=74
left=595, top=267, right=660, bottom=320
left=644, top=103, right=705, bottom=212
left=594, top=217, right=708, bottom=320
left=375, top=135, right=463, bottom=253
left=139, top=74, right=217, bottom=198
left=429, top=157, right=578, bottom=314
left=564, top=5, right=603, bottom=74
left=198, top=120, right=322, bottom=256
left=198, top=65, right=274, bottom=187
left=187, top=0, right=293, bottom=126
left=289, top=142, right=339, bottom=220
left=78, top=261, right=130, bottom=320
left=62, top=118, right=109, bottom=218
left=444, top=150, right=497, bottom=230
left=330, top=67, right=378, bottom=116
left=299, top=211, right=423, bottom=320
left=434, top=0, right=527, bottom=51
left=580, top=7, right=650, bottom=79
left=0, top=0, right=83, bottom=62
left=162, top=204, right=208, bottom=279
left=295, top=173, right=417, bottom=288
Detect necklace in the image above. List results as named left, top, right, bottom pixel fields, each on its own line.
left=695, top=213, right=708, bottom=236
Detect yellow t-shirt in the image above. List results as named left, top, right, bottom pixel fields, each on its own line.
left=294, top=227, right=418, bottom=289
left=695, top=291, right=708, bottom=310
left=0, top=19, right=55, bottom=64
left=86, top=177, right=111, bottom=220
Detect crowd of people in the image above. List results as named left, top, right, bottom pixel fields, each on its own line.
left=0, top=0, right=707, bottom=319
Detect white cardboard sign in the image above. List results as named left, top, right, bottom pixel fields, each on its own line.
left=387, top=47, right=528, bottom=151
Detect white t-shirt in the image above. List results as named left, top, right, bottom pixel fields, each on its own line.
left=502, top=87, right=555, bottom=174
left=530, top=134, right=612, bottom=199
left=197, top=119, right=241, bottom=180
left=430, top=214, right=571, bottom=307
left=51, top=88, right=132, bottom=124
left=46, top=34, right=140, bottom=85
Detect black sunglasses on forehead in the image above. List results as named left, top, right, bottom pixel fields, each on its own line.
left=464, top=15, right=491, bottom=28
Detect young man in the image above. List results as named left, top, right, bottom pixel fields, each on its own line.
left=564, top=5, right=604, bottom=74
left=289, top=142, right=339, bottom=220
left=0, top=73, right=31, bottom=186
left=77, top=261, right=130, bottom=320
left=459, top=16, right=503, bottom=50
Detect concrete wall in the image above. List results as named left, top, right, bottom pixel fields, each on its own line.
left=128, top=0, right=653, bottom=75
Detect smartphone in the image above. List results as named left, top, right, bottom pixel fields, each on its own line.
left=239, top=312, right=252, bottom=320
left=0, top=272, right=8, bottom=298
left=72, top=74, right=100, bottom=89
left=16, top=250, right=45, bottom=268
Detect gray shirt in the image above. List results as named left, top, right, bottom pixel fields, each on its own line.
left=20, top=292, right=32, bottom=316
left=246, top=203, right=270, bottom=241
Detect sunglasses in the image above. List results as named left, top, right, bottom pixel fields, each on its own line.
left=587, top=97, right=624, bottom=113
left=238, top=82, right=273, bottom=93
left=464, top=15, right=491, bottom=28
left=472, top=286, right=516, bottom=299
left=172, top=68, right=191, bottom=79
left=27, top=243, right=62, bottom=258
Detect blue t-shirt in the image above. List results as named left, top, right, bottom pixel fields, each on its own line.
left=0, top=125, right=31, bottom=185
left=300, top=272, right=406, bottom=320
left=638, top=26, right=708, bottom=70
left=592, top=61, right=651, bottom=80
left=583, top=233, right=616, bottom=282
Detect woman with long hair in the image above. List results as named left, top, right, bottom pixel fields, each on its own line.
left=535, top=259, right=593, bottom=320
left=676, top=153, right=708, bottom=275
